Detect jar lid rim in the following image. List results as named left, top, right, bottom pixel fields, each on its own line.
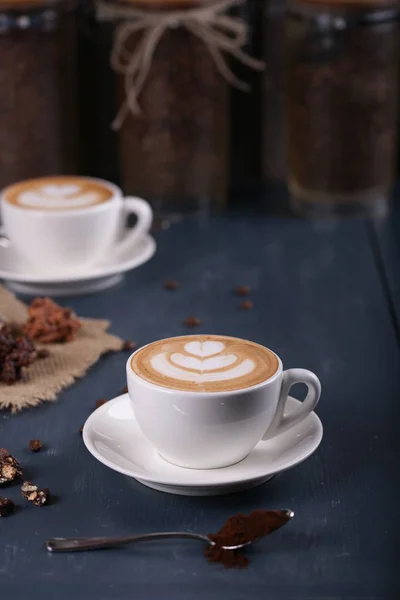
left=289, top=0, right=400, bottom=8
left=0, top=0, right=62, bottom=10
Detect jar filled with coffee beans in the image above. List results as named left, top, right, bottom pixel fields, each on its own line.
left=230, top=0, right=263, bottom=189
left=100, top=0, right=229, bottom=219
left=286, top=0, right=400, bottom=217
left=262, top=0, right=286, bottom=184
left=0, top=0, right=78, bottom=190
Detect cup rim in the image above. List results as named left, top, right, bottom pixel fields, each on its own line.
left=126, top=334, right=283, bottom=396
left=1, top=176, right=122, bottom=217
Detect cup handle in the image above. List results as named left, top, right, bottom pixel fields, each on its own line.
left=114, top=196, right=153, bottom=255
left=262, top=369, right=321, bottom=441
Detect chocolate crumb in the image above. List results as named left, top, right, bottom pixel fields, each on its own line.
left=240, top=300, right=254, bottom=310
left=0, top=324, right=36, bottom=384
left=235, top=286, right=250, bottom=297
left=0, top=497, right=15, bottom=517
left=21, top=481, right=50, bottom=506
left=23, top=297, right=81, bottom=344
left=95, top=399, right=108, bottom=409
left=29, top=440, right=43, bottom=453
left=0, top=451, right=22, bottom=484
left=164, top=280, right=180, bottom=291
left=79, top=425, right=84, bottom=435
left=37, top=349, right=50, bottom=360
left=184, top=317, right=201, bottom=327
left=122, top=340, right=137, bottom=351
left=121, top=385, right=128, bottom=394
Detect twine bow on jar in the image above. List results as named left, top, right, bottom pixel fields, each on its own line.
left=96, top=0, right=265, bottom=129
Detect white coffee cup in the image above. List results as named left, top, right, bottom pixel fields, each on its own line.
left=126, top=337, right=321, bottom=469
left=0, top=176, right=153, bottom=274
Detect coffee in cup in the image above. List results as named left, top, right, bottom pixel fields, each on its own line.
left=130, top=335, right=279, bottom=392
left=3, top=176, right=114, bottom=211
left=127, top=335, right=321, bottom=469
left=1, top=176, right=153, bottom=274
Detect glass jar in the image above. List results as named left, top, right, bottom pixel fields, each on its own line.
left=230, top=0, right=263, bottom=189
left=78, top=0, right=120, bottom=183
left=286, top=0, right=400, bottom=217
left=262, top=0, right=286, bottom=184
left=0, top=0, right=78, bottom=190
left=112, top=0, right=229, bottom=219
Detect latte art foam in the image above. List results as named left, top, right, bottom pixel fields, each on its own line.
left=131, top=335, right=279, bottom=392
left=4, top=176, right=114, bottom=211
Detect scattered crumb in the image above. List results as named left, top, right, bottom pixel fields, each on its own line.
left=240, top=301, right=254, bottom=310
left=164, top=280, right=180, bottom=291
left=122, top=340, right=136, bottom=351
left=29, top=440, right=43, bottom=453
left=21, top=481, right=50, bottom=506
left=184, top=317, right=201, bottom=327
left=0, top=449, right=22, bottom=484
left=235, top=286, right=250, bottom=297
left=36, top=349, right=50, bottom=359
left=121, top=385, right=128, bottom=394
left=95, top=399, right=108, bottom=409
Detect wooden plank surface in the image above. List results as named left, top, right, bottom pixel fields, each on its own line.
left=1, top=215, right=398, bottom=600
left=371, top=206, right=400, bottom=341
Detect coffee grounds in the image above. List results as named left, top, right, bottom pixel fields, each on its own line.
left=205, top=509, right=292, bottom=568
left=205, top=545, right=249, bottom=569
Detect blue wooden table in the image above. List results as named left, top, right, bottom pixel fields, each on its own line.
left=1, top=212, right=398, bottom=600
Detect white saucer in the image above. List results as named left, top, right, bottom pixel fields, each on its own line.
left=0, top=234, right=156, bottom=296
left=83, top=394, right=323, bottom=496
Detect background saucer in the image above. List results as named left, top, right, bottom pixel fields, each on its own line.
left=0, top=234, right=156, bottom=296
left=83, top=394, right=323, bottom=496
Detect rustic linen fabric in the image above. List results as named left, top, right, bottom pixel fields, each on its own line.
left=0, top=286, right=123, bottom=411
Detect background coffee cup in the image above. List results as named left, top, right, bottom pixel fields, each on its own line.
left=126, top=339, right=321, bottom=469
left=0, top=177, right=153, bottom=274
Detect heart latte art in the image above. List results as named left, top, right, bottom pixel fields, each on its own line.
left=4, top=176, right=114, bottom=210
left=131, top=336, right=279, bottom=392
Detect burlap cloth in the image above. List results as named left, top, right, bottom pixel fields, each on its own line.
left=0, top=286, right=123, bottom=412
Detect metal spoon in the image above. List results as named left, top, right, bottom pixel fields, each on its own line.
left=46, top=509, right=294, bottom=553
